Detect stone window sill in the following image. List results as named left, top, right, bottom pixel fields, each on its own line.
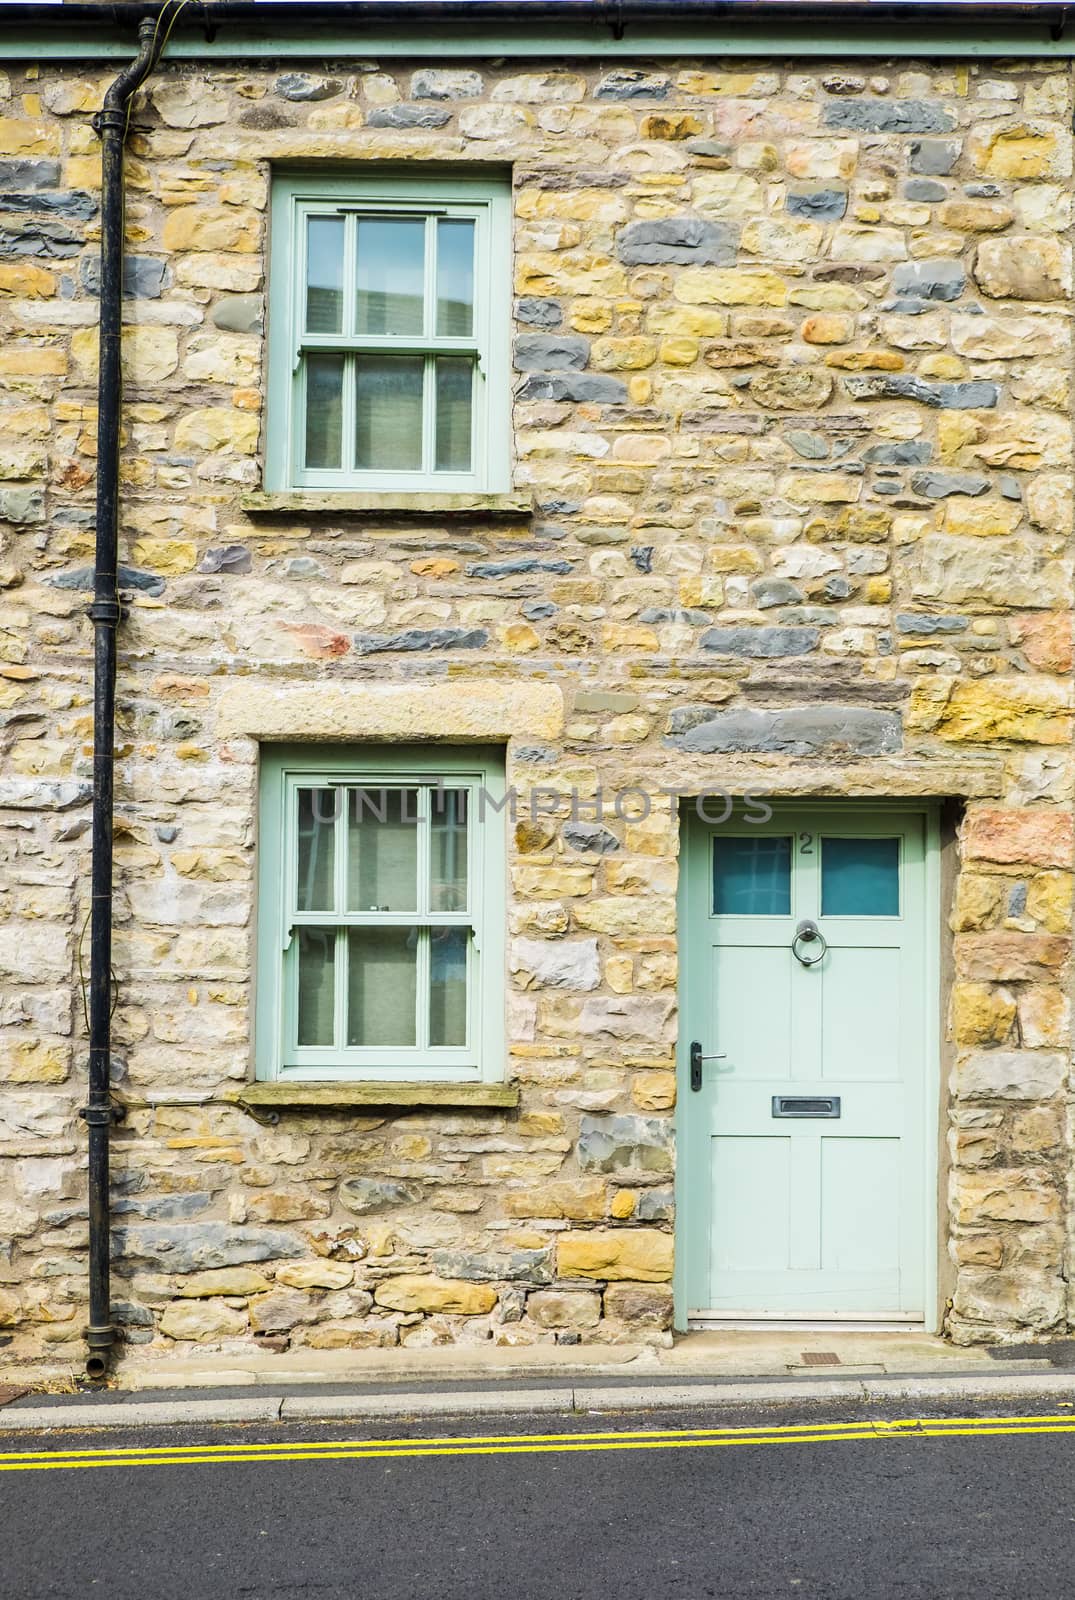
left=225, top=1081, right=519, bottom=1118
left=241, top=491, right=533, bottom=519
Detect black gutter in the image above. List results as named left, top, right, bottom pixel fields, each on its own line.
left=8, top=0, right=1075, bottom=24
left=81, top=15, right=164, bottom=1385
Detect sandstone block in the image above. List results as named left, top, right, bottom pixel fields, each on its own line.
left=973, top=236, right=1070, bottom=300
left=602, top=1282, right=673, bottom=1329
left=954, top=932, right=1069, bottom=983
left=175, top=1267, right=271, bottom=1298
left=953, top=1169, right=1061, bottom=1225
left=963, top=810, right=1073, bottom=870
left=556, top=1229, right=672, bottom=1282
left=160, top=1299, right=248, bottom=1342
left=955, top=1049, right=1066, bottom=1101
left=526, top=1290, right=601, bottom=1329
left=373, top=1275, right=497, bottom=1315
left=950, top=983, right=1016, bottom=1046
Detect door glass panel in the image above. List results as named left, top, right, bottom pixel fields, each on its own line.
left=822, top=836, right=900, bottom=917
left=347, top=787, right=419, bottom=913
left=430, top=926, right=468, bottom=1046
left=305, top=216, right=344, bottom=334
left=436, top=218, right=474, bottom=336
left=712, top=835, right=792, bottom=916
left=296, top=788, right=337, bottom=911
left=434, top=357, right=473, bottom=472
left=296, top=928, right=335, bottom=1046
left=347, top=926, right=417, bottom=1046
left=355, top=218, right=425, bottom=336
left=430, top=789, right=468, bottom=912
left=304, top=354, right=345, bottom=470
left=355, top=355, right=424, bottom=471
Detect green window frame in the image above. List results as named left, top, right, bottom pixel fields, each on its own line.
left=266, top=172, right=512, bottom=494
left=256, top=746, right=506, bottom=1082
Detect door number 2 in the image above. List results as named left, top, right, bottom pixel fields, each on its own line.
left=798, top=832, right=814, bottom=855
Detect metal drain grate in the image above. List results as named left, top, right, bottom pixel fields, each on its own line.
left=800, top=1351, right=841, bottom=1366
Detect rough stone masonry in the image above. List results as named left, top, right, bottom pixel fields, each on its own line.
left=0, top=52, right=1072, bottom=1364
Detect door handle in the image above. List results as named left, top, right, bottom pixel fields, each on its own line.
left=792, top=919, right=827, bottom=967
left=689, top=1040, right=727, bottom=1091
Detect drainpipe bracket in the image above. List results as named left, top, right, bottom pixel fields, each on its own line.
left=83, top=1323, right=117, bottom=1352
left=79, top=1100, right=126, bottom=1127
left=87, top=596, right=124, bottom=628
left=92, top=107, right=130, bottom=138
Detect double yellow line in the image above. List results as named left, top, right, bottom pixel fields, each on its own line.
left=1, top=1413, right=1074, bottom=1473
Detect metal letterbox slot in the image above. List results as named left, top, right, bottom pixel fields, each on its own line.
left=771, top=1095, right=841, bottom=1119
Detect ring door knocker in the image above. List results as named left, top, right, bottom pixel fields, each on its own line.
left=792, top=918, right=827, bottom=967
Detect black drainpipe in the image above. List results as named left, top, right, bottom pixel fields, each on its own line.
left=83, top=15, right=164, bottom=1383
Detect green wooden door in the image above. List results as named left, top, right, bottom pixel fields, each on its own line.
left=679, top=807, right=933, bottom=1322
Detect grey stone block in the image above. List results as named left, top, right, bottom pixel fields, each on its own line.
left=0, top=487, right=44, bottom=523
left=411, top=68, right=483, bottom=99
left=0, top=189, right=96, bottom=219
left=340, top=1178, right=423, bottom=1214
left=895, top=612, right=969, bottom=635
left=563, top=822, right=620, bottom=855
left=910, top=138, right=962, bottom=175
left=112, top=1224, right=303, bottom=1274
left=911, top=471, right=990, bottom=499
left=955, top=1050, right=1067, bottom=1100
left=466, top=556, right=573, bottom=578
left=111, top=1192, right=213, bottom=1220
left=353, top=628, right=489, bottom=653
left=998, top=475, right=1022, bottom=501
left=515, top=296, right=562, bottom=328
left=513, top=333, right=590, bottom=371
left=699, top=626, right=820, bottom=658
left=638, top=606, right=710, bottom=624
left=367, top=104, right=452, bottom=129
left=823, top=99, right=956, bottom=134
left=430, top=1248, right=553, bottom=1283
left=786, top=430, right=828, bottom=459
left=892, top=259, right=966, bottom=301
left=275, top=73, right=342, bottom=101
left=81, top=253, right=166, bottom=299
left=199, top=544, right=252, bottom=575
left=823, top=575, right=854, bottom=602
left=522, top=601, right=557, bottom=620
left=786, top=188, right=848, bottom=220
left=0, top=219, right=81, bottom=257
left=594, top=69, right=671, bottom=100
left=905, top=178, right=948, bottom=202
left=616, top=216, right=735, bottom=267
left=211, top=293, right=263, bottom=333
left=665, top=706, right=903, bottom=756
left=637, top=1188, right=674, bottom=1222
left=845, top=375, right=998, bottom=409
left=0, top=160, right=60, bottom=190
left=752, top=578, right=805, bottom=609
left=863, top=441, right=932, bottom=465
left=516, top=373, right=628, bottom=404
left=577, top=1114, right=674, bottom=1180
left=48, top=564, right=165, bottom=597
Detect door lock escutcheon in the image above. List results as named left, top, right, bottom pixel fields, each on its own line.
left=689, top=1040, right=727, bottom=1092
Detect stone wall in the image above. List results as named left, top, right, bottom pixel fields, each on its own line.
left=0, top=53, right=1072, bottom=1363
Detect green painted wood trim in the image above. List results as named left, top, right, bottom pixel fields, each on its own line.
left=10, top=24, right=1075, bottom=58
left=242, top=490, right=532, bottom=518
left=227, top=1081, right=519, bottom=1110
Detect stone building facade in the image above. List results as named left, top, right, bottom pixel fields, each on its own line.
left=0, top=24, right=1072, bottom=1367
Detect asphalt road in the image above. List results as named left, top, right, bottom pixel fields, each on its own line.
left=3, top=1398, right=1074, bottom=1600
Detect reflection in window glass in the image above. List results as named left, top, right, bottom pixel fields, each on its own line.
left=356, top=218, right=425, bottom=335
left=712, top=836, right=792, bottom=916
left=431, top=789, right=468, bottom=912
left=430, top=926, right=468, bottom=1046
left=435, top=358, right=473, bottom=472
left=347, top=788, right=419, bottom=913
left=347, top=926, right=418, bottom=1047
left=355, top=355, right=424, bottom=470
left=297, top=928, right=335, bottom=1046
left=304, top=354, right=344, bottom=470
left=822, top=837, right=900, bottom=917
left=296, top=789, right=337, bottom=911
left=436, top=218, right=474, bottom=336
left=305, top=216, right=344, bottom=333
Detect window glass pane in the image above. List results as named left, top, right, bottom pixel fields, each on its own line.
left=435, top=358, right=473, bottom=472
left=297, top=928, right=335, bottom=1046
left=436, top=218, right=474, bottom=336
left=305, top=216, right=344, bottom=334
left=296, top=788, right=337, bottom=911
left=822, top=837, right=900, bottom=917
left=347, top=927, right=417, bottom=1046
left=304, top=354, right=344, bottom=470
left=355, top=355, right=424, bottom=471
left=431, top=789, right=468, bottom=912
left=712, top=836, right=792, bottom=916
left=347, top=787, right=419, bottom=913
left=430, top=926, right=468, bottom=1047
left=355, top=218, right=425, bottom=336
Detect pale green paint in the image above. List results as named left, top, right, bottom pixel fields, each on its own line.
left=10, top=23, right=1075, bottom=58
left=256, top=744, right=506, bottom=1083
left=676, top=802, right=940, bottom=1328
left=267, top=172, right=511, bottom=496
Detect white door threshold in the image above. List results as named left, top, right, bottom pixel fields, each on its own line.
left=688, top=1315, right=926, bottom=1333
